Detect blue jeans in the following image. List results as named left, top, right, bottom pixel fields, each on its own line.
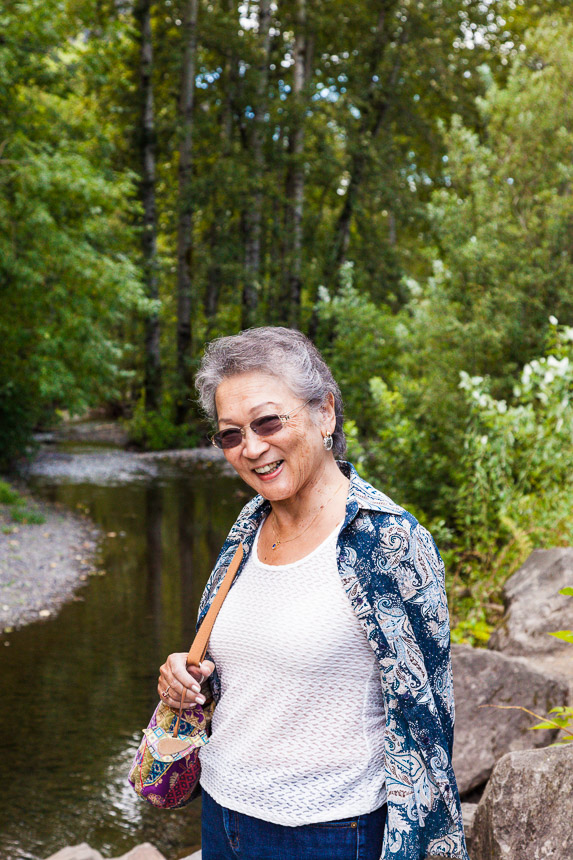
left=201, top=789, right=387, bottom=860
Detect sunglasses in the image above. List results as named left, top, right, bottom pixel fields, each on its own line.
left=211, top=400, right=312, bottom=450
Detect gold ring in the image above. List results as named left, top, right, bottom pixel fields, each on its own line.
left=161, top=684, right=172, bottom=698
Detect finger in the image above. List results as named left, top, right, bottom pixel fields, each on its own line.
left=199, top=659, right=215, bottom=679
left=162, top=686, right=207, bottom=710
left=164, top=652, right=202, bottom=694
left=187, top=664, right=204, bottom=685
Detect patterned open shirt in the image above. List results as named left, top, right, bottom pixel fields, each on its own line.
left=197, top=461, right=470, bottom=860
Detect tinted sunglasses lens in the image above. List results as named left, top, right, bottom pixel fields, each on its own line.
left=251, top=415, right=283, bottom=436
left=214, top=429, right=243, bottom=449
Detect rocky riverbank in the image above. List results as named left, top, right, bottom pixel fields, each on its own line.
left=0, top=482, right=101, bottom=635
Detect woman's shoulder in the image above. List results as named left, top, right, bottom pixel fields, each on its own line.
left=343, top=461, right=442, bottom=563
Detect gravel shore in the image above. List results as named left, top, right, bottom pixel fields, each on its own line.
left=0, top=488, right=101, bottom=633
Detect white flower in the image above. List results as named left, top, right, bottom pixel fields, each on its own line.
left=480, top=435, right=488, bottom=445
left=549, top=315, right=559, bottom=326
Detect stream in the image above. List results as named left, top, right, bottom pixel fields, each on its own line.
left=0, top=440, right=244, bottom=860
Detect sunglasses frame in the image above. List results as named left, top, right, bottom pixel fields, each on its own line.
left=210, top=399, right=312, bottom=450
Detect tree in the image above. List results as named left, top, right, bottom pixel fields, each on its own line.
left=175, top=0, right=199, bottom=425
left=135, top=0, right=162, bottom=412
left=0, top=0, right=146, bottom=465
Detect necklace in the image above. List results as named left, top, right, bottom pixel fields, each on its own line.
left=270, top=480, right=347, bottom=550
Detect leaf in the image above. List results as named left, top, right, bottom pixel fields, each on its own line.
left=530, top=721, right=561, bottom=731
left=548, top=631, right=573, bottom=644
left=559, top=587, right=573, bottom=597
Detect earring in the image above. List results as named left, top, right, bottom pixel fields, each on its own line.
left=323, top=432, right=333, bottom=451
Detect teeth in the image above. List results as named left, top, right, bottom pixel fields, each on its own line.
left=255, top=460, right=282, bottom=474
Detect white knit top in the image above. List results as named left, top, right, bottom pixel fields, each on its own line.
left=199, top=518, right=387, bottom=825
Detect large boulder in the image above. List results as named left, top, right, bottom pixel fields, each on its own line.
left=489, top=548, right=573, bottom=655
left=451, top=644, right=568, bottom=795
left=471, top=743, right=573, bottom=859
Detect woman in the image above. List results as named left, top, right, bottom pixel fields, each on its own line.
left=158, top=327, right=469, bottom=860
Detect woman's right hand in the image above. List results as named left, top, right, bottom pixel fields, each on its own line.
left=158, top=652, right=215, bottom=710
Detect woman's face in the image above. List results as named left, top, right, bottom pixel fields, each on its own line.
left=214, top=371, right=333, bottom=502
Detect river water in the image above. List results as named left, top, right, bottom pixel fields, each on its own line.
left=0, top=443, right=244, bottom=860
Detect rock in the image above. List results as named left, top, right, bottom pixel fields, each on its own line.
left=45, top=846, right=103, bottom=860
left=461, top=802, right=478, bottom=851
left=178, top=853, right=202, bottom=860
left=471, top=743, right=573, bottom=859
left=489, top=548, right=573, bottom=655
left=451, top=644, right=568, bottom=795
left=45, top=844, right=167, bottom=860
left=116, top=845, right=166, bottom=860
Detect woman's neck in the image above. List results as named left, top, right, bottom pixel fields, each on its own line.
left=269, top=458, right=349, bottom=532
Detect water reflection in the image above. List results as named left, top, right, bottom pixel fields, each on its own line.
left=0, top=453, right=243, bottom=860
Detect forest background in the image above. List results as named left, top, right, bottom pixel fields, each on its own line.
left=2, top=0, right=573, bottom=642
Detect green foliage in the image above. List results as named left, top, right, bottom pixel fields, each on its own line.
left=530, top=707, right=573, bottom=744
left=10, top=507, right=46, bottom=525
left=458, top=322, right=573, bottom=549
left=0, top=481, right=20, bottom=505
left=549, top=631, right=573, bottom=646
left=0, top=0, right=147, bottom=465
left=451, top=611, right=494, bottom=648
left=125, top=395, right=200, bottom=451
left=0, top=480, right=46, bottom=524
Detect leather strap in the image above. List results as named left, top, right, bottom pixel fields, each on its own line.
left=186, top=542, right=244, bottom=668
left=173, top=542, right=244, bottom=738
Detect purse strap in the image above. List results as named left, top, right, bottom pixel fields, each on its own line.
left=187, top=541, right=244, bottom=668
left=172, top=542, right=244, bottom=738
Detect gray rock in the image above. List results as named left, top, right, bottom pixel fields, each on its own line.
left=45, top=846, right=103, bottom=860
left=489, top=548, right=573, bottom=655
left=116, top=845, right=166, bottom=860
left=461, top=802, right=478, bottom=852
left=451, top=644, right=568, bottom=795
left=471, top=743, right=573, bottom=859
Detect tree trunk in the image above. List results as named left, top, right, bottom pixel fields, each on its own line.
left=135, top=0, right=161, bottom=411
left=241, top=0, right=271, bottom=330
left=203, top=0, right=236, bottom=334
left=281, top=0, right=309, bottom=329
left=175, top=0, right=198, bottom=425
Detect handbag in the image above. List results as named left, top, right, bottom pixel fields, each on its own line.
left=128, top=542, right=244, bottom=808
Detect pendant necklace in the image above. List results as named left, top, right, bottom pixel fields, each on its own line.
left=270, top=480, right=347, bottom=550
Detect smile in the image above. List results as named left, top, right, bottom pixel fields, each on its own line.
left=254, top=460, right=284, bottom=475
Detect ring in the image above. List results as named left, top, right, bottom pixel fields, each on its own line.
left=161, top=684, right=172, bottom=698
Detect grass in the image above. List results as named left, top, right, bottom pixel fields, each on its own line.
left=0, top=479, right=46, bottom=526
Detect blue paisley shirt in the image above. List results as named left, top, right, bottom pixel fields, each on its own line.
left=197, top=461, right=470, bottom=860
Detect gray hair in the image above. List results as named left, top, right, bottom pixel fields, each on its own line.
left=195, top=326, right=346, bottom=457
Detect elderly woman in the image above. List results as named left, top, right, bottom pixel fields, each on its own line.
left=158, top=327, right=469, bottom=860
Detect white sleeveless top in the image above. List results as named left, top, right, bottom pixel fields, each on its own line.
left=199, top=518, right=387, bottom=825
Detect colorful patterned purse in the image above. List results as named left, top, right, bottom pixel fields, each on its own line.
left=128, top=543, right=244, bottom=808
